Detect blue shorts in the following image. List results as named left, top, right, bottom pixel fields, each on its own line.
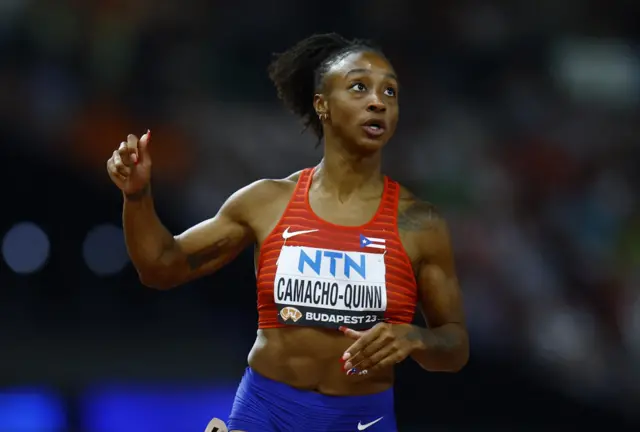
left=227, top=367, right=398, bottom=432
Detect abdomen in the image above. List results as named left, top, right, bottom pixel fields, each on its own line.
left=247, top=327, right=394, bottom=396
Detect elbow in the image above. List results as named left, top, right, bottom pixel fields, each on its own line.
left=448, top=351, right=469, bottom=373
left=139, top=276, right=175, bottom=291
left=423, top=351, right=468, bottom=374
left=133, top=248, right=184, bottom=290
left=136, top=267, right=179, bottom=290
left=446, top=326, right=470, bottom=373
left=448, top=339, right=470, bottom=373
left=419, top=354, right=468, bottom=373
left=417, top=334, right=469, bottom=373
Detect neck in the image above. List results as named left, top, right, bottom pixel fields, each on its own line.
left=315, top=136, right=383, bottom=200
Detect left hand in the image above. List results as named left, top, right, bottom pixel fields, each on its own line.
left=339, top=323, right=420, bottom=376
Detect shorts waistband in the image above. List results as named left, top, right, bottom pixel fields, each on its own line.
left=243, top=367, right=394, bottom=409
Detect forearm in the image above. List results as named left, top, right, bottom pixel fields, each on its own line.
left=409, top=323, right=469, bottom=372
left=122, top=185, right=177, bottom=282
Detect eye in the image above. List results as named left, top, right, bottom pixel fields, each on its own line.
left=384, top=87, right=396, bottom=97
left=350, top=82, right=366, bottom=92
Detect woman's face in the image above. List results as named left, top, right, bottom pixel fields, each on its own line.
left=317, top=50, right=399, bottom=151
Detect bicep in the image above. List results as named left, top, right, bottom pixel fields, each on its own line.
left=173, top=211, right=253, bottom=277
left=416, top=220, right=465, bottom=327
left=417, top=264, right=464, bottom=327
left=160, top=190, right=256, bottom=285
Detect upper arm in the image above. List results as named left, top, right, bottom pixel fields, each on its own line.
left=157, top=180, right=275, bottom=287
left=401, top=199, right=465, bottom=328
left=417, top=217, right=465, bottom=328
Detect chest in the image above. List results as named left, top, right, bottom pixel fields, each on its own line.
left=252, top=176, right=422, bottom=330
left=307, top=192, right=381, bottom=227
left=261, top=227, right=418, bottom=330
left=251, top=194, right=422, bottom=275
left=257, top=197, right=419, bottom=302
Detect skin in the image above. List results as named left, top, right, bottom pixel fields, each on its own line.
left=106, top=50, right=469, bottom=428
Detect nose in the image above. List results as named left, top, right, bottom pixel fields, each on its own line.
left=366, top=95, right=386, bottom=113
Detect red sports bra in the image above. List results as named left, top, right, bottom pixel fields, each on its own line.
left=255, top=168, right=418, bottom=331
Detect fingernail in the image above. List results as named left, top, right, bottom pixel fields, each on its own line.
left=346, top=368, right=357, bottom=376
left=342, top=352, right=350, bottom=361
left=339, top=326, right=347, bottom=333
left=344, top=362, right=352, bottom=370
left=147, top=129, right=151, bottom=138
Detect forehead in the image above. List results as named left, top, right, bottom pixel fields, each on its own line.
left=326, top=51, right=396, bottom=80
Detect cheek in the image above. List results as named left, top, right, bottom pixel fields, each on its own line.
left=330, top=100, right=359, bottom=130
left=388, top=107, right=400, bottom=129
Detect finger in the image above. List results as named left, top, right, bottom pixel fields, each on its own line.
left=339, top=326, right=363, bottom=341
left=368, top=350, right=406, bottom=375
left=117, top=142, right=137, bottom=166
left=342, top=325, right=384, bottom=362
left=126, top=134, right=139, bottom=149
left=126, top=134, right=139, bottom=161
left=342, top=332, right=372, bottom=362
left=344, top=335, right=389, bottom=371
left=339, top=326, right=365, bottom=362
left=351, top=343, right=396, bottom=373
left=113, top=172, right=127, bottom=182
left=112, top=150, right=131, bottom=177
left=107, top=158, right=127, bottom=183
left=137, top=130, right=151, bottom=164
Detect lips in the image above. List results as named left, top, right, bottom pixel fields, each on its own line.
left=362, top=119, right=387, bottom=138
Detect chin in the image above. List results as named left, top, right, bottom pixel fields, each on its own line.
left=357, top=136, right=388, bottom=151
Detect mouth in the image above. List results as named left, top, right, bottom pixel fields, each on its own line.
left=362, top=119, right=387, bottom=138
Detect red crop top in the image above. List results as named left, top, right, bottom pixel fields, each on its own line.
left=255, top=168, right=418, bottom=331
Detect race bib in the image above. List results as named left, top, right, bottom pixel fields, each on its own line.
left=274, top=246, right=387, bottom=330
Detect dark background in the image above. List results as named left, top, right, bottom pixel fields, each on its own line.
left=1, top=1, right=639, bottom=431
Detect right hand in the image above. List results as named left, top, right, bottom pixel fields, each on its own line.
left=107, top=131, right=152, bottom=196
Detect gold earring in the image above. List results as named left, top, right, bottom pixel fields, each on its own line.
left=319, top=113, right=328, bottom=121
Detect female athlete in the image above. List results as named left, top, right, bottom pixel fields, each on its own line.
left=107, top=33, right=469, bottom=432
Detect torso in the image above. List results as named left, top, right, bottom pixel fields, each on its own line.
left=242, top=168, right=424, bottom=396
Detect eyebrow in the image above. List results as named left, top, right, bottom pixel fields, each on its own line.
left=345, top=68, right=398, bottom=82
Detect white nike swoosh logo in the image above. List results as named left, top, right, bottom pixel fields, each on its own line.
left=282, top=227, right=319, bottom=239
left=357, top=417, right=383, bottom=430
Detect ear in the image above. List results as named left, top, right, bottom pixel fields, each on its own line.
left=313, top=93, right=329, bottom=116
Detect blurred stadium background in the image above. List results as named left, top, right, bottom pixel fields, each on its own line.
left=1, top=0, right=639, bottom=431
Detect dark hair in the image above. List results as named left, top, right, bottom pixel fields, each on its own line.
left=268, top=33, right=383, bottom=140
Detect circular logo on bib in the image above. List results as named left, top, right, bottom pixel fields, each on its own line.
left=204, top=417, right=228, bottom=432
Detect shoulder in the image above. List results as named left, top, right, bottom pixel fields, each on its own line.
left=221, top=170, right=302, bottom=221
left=396, top=185, right=451, bottom=261
left=396, top=185, right=445, bottom=232
left=255, top=169, right=304, bottom=196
